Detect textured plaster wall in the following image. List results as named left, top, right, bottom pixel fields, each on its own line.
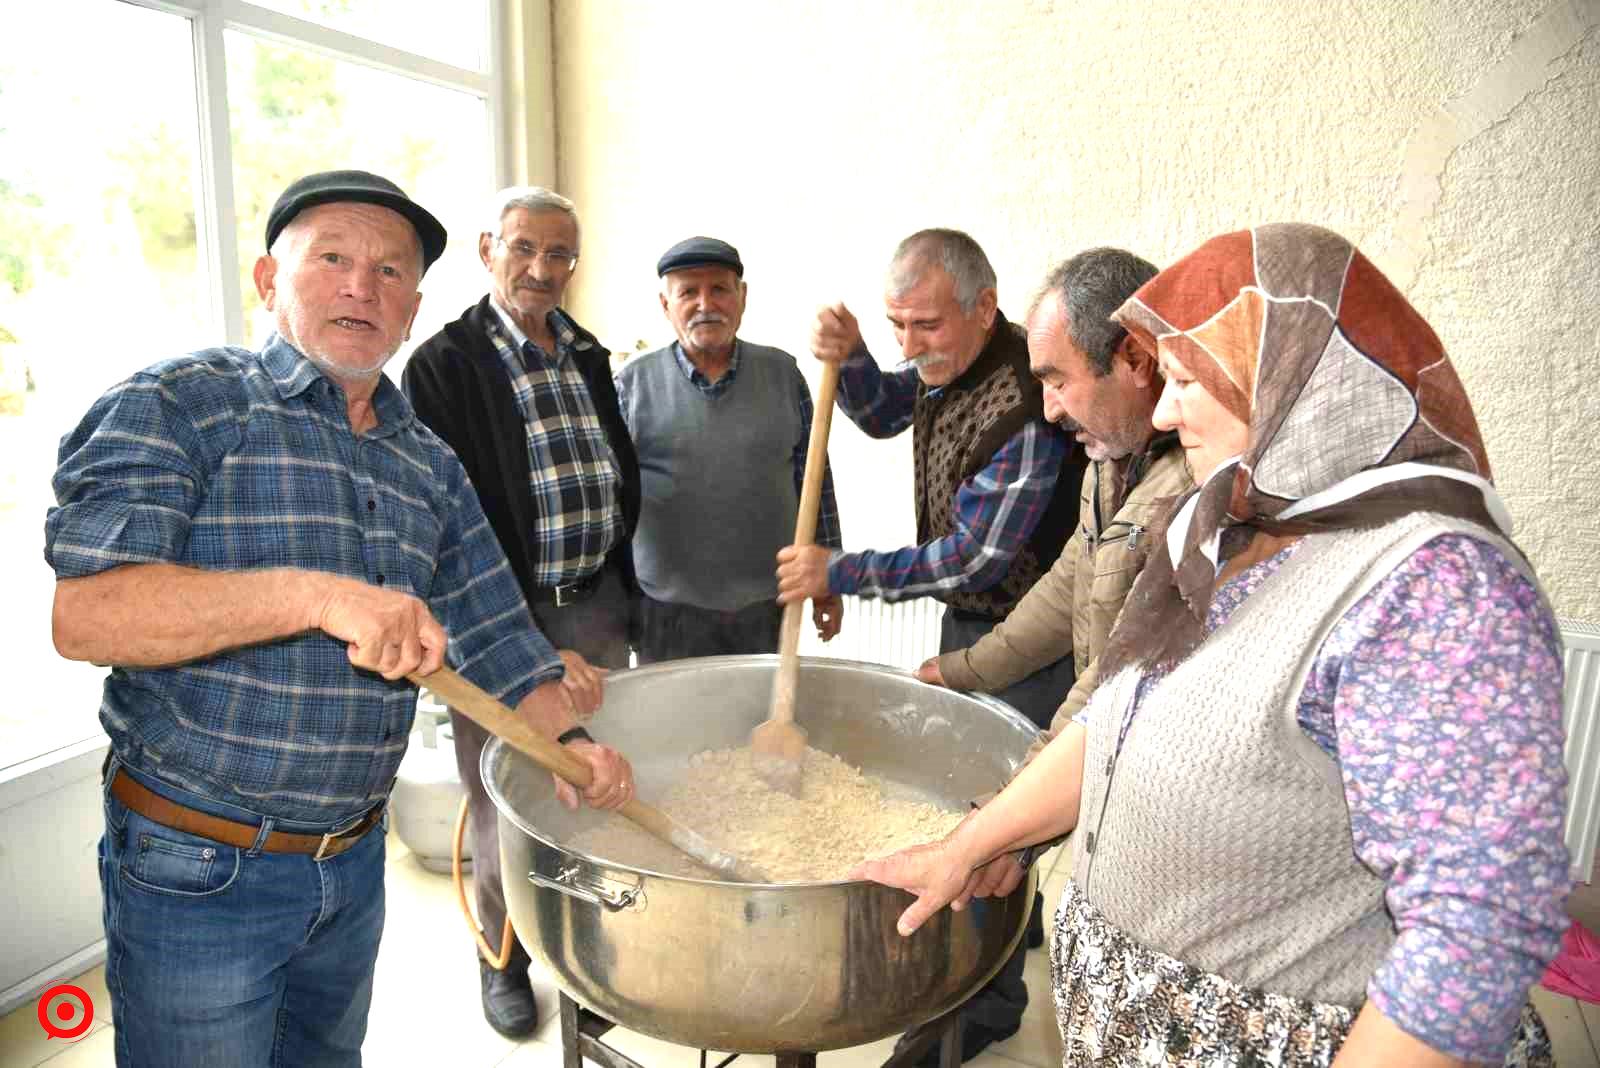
left=549, top=0, right=1600, bottom=620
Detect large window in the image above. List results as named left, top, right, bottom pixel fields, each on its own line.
left=0, top=0, right=500, bottom=772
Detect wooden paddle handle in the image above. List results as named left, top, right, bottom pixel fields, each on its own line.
left=414, top=667, right=687, bottom=846
left=415, top=666, right=594, bottom=785
left=413, top=666, right=767, bottom=881
left=793, top=360, right=839, bottom=552
left=772, top=361, right=841, bottom=724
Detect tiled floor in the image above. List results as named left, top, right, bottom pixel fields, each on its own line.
left=0, top=832, right=1071, bottom=1068
left=5, top=834, right=1600, bottom=1067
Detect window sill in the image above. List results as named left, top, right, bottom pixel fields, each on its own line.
left=0, top=732, right=109, bottom=813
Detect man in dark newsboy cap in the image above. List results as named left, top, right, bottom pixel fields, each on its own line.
left=612, top=236, right=845, bottom=661
left=265, top=168, right=450, bottom=270
left=46, top=169, right=635, bottom=1065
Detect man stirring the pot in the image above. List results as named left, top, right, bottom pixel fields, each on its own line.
left=777, top=228, right=1086, bottom=1066
left=46, top=170, right=634, bottom=1067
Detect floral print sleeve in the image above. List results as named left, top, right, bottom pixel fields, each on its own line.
left=1290, top=533, right=1571, bottom=1062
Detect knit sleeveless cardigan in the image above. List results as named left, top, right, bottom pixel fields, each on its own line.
left=620, top=342, right=803, bottom=611
left=1069, top=511, right=1532, bottom=1005
left=911, top=314, right=1082, bottom=620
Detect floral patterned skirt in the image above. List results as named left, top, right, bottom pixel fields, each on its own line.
left=1049, top=880, right=1552, bottom=1067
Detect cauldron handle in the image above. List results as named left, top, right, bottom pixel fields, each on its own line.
left=528, top=862, right=643, bottom=912
left=413, top=667, right=768, bottom=883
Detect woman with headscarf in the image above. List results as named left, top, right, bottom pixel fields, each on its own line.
left=855, top=224, right=1570, bottom=1066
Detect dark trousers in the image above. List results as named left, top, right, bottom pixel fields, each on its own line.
left=937, top=606, right=1074, bottom=1034
left=451, top=561, right=632, bottom=970
left=635, top=593, right=783, bottom=663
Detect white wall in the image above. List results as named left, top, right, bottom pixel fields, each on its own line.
left=551, top=0, right=1600, bottom=620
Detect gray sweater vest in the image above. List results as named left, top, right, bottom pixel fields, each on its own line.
left=617, top=342, right=802, bottom=612
left=1071, top=511, right=1530, bottom=1005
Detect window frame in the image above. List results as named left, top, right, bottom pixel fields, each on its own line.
left=0, top=0, right=510, bottom=780
left=0, top=0, right=518, bottom=1013
left=118, top=0, right=507, bottom=346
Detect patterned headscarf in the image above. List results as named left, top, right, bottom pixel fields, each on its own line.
left=1099, top=223, right=1511, bottom=675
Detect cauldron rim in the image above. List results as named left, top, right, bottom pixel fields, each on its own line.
left=482, top=653, right=1033, bottom=887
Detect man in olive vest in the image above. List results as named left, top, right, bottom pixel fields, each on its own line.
left=778, top=228, right=1088, bottom=1065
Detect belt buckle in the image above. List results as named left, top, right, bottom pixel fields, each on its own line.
left=313, top=806, right=377, bottom=861
left=313, top=831, right=341, bottom=863
left=553, top=581, right=578, bottom=608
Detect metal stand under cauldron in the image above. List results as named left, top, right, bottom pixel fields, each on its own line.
left=558, top=992, right=962, bottom=1068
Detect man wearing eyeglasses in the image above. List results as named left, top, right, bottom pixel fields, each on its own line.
left=403, top=186, right=640, bottom=1039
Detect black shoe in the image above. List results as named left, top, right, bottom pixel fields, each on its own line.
left=894, top=1017, right=1021, bottom=1068
left=479, top=959, right=538, bottom=1038
left=1025, top=890, right=1045, bottom=950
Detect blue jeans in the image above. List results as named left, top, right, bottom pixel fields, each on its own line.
left=99, top=760, right=386, bottom=1067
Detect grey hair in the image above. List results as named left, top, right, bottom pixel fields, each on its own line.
left=887, top=228, right=996, bottom=314
left=1031, top=248, right=1159, bottom=376
left=487, top=186, right=581, bottom=249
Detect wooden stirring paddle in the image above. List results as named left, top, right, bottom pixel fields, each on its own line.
left=751, top=359, right=840, bottom=795
left=413, top=666, right=768, bottom=883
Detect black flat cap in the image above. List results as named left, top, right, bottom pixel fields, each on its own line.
left=656, top=236, right=743, bottom=278
left=265, top=169, right=448, bottom=272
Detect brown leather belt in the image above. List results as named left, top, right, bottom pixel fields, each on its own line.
left=110, top=769, right=383, bottom=861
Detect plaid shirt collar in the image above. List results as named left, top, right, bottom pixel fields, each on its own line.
left=488, top=299, right=593, bottom=366
left=671, top=339, right=743, bottom=397
left=258, top=333, right=413, bottom=439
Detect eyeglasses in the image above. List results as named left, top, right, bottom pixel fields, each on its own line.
left=493, top=236, right=579, bottom=272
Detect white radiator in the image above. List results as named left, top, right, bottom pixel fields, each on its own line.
left=798, top=595, right=944, bottom=672
left=1562, top=619, right=1600, bottom=881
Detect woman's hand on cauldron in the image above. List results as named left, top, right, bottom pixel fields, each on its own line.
left=557, top=650, right=606, bottom=716
left=850, top=839, right=976, bottom=936
left=965, top=853, right=1026, bottom=899
left=557, top=740, right=635, bottom=812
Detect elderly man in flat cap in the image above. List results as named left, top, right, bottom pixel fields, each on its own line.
left=614, top=236, right=843, bottom=661
left=403, top=185, right=641, bottom=1038
left=47, top=169, right=635, bottom=1067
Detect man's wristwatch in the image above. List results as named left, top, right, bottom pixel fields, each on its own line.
left=556, top=726, right=594, bottom=746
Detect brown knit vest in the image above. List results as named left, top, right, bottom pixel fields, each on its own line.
left=912, top=312, right=1083, bottom=620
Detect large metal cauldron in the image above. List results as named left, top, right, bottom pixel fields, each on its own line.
left=483, top=655, right=1037, bottom=1053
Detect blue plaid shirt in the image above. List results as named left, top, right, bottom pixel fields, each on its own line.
left=486, top=303, right=625, bottom=585
left=828, top=347, right=1066, bottom=599
left=45, top=336, right=562, bottom=823
left=612, top=340, right=843, bottom=550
